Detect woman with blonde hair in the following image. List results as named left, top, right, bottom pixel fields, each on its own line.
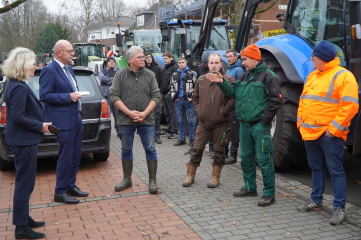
left=3, top=47, right=52, bottom=239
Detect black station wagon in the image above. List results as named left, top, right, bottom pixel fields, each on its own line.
left=0, top=67, right=111, bottom=171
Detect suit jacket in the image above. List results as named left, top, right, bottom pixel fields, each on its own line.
left=39, top=61, right=80, bottom=131
left=5, top=79, right=44, bottom=146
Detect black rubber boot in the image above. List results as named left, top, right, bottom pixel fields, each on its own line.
left=15, top=225, right=45, bottom=239
left=147, top=160, right=159, bottom=194
left=28, top=216, right=45, bottom=229
left=115, top=160, right=133, bottom=192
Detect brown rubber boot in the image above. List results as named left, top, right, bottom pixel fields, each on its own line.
left=207, top=165, right=222, bottom=188
left=183, top=163, right=197, bottom=187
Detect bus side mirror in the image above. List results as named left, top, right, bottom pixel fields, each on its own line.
left=116, top=33, right=123, bottom=47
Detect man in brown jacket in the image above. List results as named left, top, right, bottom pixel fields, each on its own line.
left=183, top=53, right=235, bottom=188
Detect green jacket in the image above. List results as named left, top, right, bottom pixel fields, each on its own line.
left=218, top=61, right=282, bottom=126
left=110, top=65, right=160, bottom=125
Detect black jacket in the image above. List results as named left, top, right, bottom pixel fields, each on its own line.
left=197, top=63, right=209, bottom=77
left=162, top=60, right=178, bottom=95
left=145, top=55, right=163, bottom=92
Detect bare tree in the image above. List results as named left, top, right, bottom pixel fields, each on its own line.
left=0, top=0, right=49, bottom=53
left=94, top=0, right=128, bottom=23
left=77, top=0, right=98, bottom=28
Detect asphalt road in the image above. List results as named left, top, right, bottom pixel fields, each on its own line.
left=275, top=148, right=361, bottom=207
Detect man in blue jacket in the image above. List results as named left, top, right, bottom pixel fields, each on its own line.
left=224, top=49, right=245, bottom=164
left=99, top=57, right=119, bottom=132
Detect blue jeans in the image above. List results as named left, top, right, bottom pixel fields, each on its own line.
left=175, top=99, right=195, bottom=141
left=117, top=125, right=157, bottom=160
left=304, top=134, right=346, bottom=209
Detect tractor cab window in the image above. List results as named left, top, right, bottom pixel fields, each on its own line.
left=289, top=0, right=349, bottom=66
left=133, top=31, right=162, bottom=54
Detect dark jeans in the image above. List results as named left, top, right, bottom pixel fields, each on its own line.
left=161, top=94, right=178, bottom=134
left=10, top=144, right=38, bottom=225
left=304, top=134, right=346, bottom=209
left=105, top=95, right=118, bottom=129
left=175, top=99, right=195, bottom=141
left=154, top=105, right=161, bottom=137
left=189, top=122, right=230, bottom=167
left=117, top=125, right=157, bottom=160
left=225, top=111, right=239, bottom=157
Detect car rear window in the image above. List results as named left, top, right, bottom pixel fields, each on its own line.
left=28, top=71, right=101, bottom=100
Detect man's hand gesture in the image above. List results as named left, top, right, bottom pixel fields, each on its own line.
left=207, top=71, right=223, bottom=83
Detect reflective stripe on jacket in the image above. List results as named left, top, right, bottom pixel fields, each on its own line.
left=297, top=58, right=359, bottom=141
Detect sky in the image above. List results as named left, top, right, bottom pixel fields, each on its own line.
left=0, top=0, right=144, bottom=14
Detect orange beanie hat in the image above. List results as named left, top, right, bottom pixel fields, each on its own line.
left=240, top=44, right=262, bottom=61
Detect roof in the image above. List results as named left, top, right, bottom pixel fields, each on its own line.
left=136, top=11, right=154, bottom=16
left=84, top=16, right=136, bottom=31
left=129, top=3, right=160, bottom=31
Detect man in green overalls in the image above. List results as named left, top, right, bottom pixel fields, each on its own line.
left=210, top=44, right=283, bottom=207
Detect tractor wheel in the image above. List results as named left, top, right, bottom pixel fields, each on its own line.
left=263, top=53, right=308, bottom=170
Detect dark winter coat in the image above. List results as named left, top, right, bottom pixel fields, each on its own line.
left=170, top=66, right=197, bottom=102
left=145, top=55, right=164, bottom=93
left=197, top=63, right=209, bottom=77
left=162, top=60, right=178, bottom=95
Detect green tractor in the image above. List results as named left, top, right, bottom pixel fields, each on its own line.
left=72, top=43, right=105, bottom=75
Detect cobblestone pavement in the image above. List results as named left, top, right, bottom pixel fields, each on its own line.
left=0, top=144, right=200, bottom=239
left=110, top=127, right=361, bottom=240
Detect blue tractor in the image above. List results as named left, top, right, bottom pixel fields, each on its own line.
left=235, top=0, right=361, bottom=170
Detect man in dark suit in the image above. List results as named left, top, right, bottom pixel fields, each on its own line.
left=39, top=40, right=88, bottom=204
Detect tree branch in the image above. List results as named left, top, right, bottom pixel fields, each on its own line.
left=255, top=0, right=278, bottom=15
left=0, top=0, right=28, bottom=14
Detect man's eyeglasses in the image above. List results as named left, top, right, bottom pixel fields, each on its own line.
left=133, top=56, right=146, bottom=60
left=60, top=49, right=75, bottom=54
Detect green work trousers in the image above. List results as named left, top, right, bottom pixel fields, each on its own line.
left=239, top=121, right=275, bottom=196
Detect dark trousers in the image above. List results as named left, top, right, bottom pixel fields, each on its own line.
left=189, top=122, right=230, bottom=167
left=10, top=144, right=38, bottom=225
left=161, top=94, right=177, bottom=134
left=55, top=113, right=83, bottom=194
left=154, top=105, right=161, bottom=137
left=225, top=111, right=239, bottom=157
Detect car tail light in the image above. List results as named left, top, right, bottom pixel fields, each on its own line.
left=100, top=99, right=110, bottom=119
left=0, top=103, right=6, bottom=125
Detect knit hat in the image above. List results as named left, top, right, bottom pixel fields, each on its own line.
left=107, top=57, right=116, bottom=63
left=312, top=40, right=336, bottom=62
left=240, top=44, right=261, bottom=61
left=201, top=51, right=211, bottom=63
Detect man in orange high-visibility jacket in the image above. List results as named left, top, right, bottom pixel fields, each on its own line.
left=297, top=40, right=359, bottom=225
